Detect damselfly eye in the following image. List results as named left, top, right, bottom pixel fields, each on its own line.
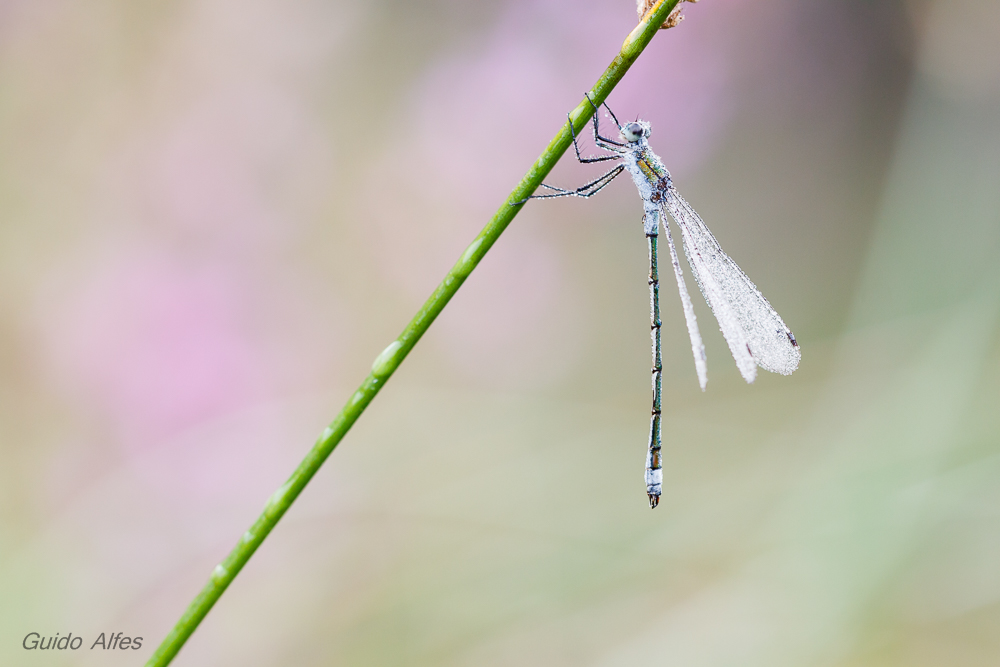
left=623, top=122, right=645, bottom=142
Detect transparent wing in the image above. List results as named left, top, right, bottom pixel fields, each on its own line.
left=661, top=187, right=801, bottom=381
left=657, top=208, right=708, bottom=389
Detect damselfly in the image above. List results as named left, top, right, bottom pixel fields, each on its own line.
left=523, top=95, right=800, bottom=508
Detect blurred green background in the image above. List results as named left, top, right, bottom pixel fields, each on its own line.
left=2, top=0, right=999, bottom=665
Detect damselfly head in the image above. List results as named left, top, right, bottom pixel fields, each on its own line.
left=621, top=121, right=651, bottom=143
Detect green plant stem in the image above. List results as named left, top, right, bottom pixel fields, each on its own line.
left=146, top=2, right=682, bottom=664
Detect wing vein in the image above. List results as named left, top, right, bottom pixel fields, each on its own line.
left=663, top=186, right=800, bottom=380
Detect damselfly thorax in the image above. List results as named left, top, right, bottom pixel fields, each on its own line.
left=521, top=95, right=800, bottom=508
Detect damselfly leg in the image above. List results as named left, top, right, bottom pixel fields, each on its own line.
left=584, top=94, right=626, bottom=149
left=530, top=164, right=625, bottom=200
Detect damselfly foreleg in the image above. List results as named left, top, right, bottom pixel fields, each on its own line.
left=645, top=214, right=663, bottom=509
left=582, top=93, right=625, bottom=149
left=568, top=113, right=623, bottom=164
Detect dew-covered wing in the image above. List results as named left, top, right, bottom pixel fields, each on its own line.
left=657, top=208, right=708, bottom=389
left=661, top=188, right=801, bottom=379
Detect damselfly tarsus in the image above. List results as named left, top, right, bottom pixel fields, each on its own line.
left=522, top=95, right=801, bottom=508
